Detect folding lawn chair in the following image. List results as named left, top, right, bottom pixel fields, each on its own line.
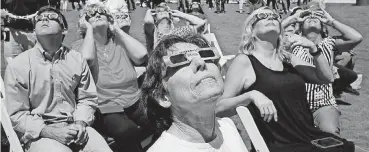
left=236, top=106, right=270, bottom=152
left=1, top=77, right=24, bottom=152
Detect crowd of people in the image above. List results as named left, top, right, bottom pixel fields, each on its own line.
left=0, top=0, right=365, bottom=151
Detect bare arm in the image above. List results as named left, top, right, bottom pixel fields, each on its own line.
left=113, top=26, right=148, bottom=66
left=216, top=54, right=256, bottom=117
left=321, top=10, right=363, bottom=51
left=171, top=10, right=206, bottom=31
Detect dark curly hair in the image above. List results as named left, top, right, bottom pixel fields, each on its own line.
left=140, top=33, right=211, bottom=136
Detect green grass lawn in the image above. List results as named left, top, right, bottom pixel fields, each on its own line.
left=2, top=2, right=368, bottom=151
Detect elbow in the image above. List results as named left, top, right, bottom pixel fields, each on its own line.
left=133, top=54, right=148, bottom=66
left=354, top=34, right=363, bottom=44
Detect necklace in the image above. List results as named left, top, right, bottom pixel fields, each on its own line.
left=97, top=43, right=109, bottom=59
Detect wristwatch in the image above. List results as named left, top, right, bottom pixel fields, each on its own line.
left=311, top=47, right=322, bottom=56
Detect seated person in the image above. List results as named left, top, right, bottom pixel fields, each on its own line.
left=144, top=2, right=206, bottom=52
left=217, top=7, right=355, bottom=152
left=141, top=33, right=248, bottom=152
left=73, top=3, right=149, bottom=152
left=4, top=6, right=112, bottom=152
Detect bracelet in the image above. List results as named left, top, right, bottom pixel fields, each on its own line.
left=311, top=48, right=322, bottom=56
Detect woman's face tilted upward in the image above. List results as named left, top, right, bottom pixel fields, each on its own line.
left=251, top=9, right=281, bottom=39
left=162, top=43, right=224, bottom=111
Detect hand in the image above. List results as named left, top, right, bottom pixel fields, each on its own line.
left=293, top=10, right=309, bottom=23
left=315, top=9, right=334, bottom=25
left=250, top=90, right=278, bottom=122
left=288, top=34, right=316, bottom=53
left=70, top=121, right=89, bottom=145
left=41, top=125, right=78, bottom=145
left=335, top=52, right=352, bottom=66
left=82, top=17, right=93, bottom=30
left=1, top=9, right=9, bottom=18
left=170, top=10, right=184, bottom=18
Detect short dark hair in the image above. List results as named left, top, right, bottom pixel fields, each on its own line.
left=34, top=6, right=68, bottom=30
left=140, top=33, right=211, bottom=136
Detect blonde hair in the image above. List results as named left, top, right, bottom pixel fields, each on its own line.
left=238, top=7, right=284, bottom=59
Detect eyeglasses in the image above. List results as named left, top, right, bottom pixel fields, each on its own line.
left=163, top=47, right=220, bottom=68
left=85, top=8, right=108, bottom=20
left=162, top=47, right=220, bottom=77
left=35, top=13, right=60, bottom=22
left=252, top=13, right=280, bottom=27
left=113, top=13, right=129, bottom=20
left=35, top=13, right=66, bottom=29
left=300, top=11, right=324, bottom=19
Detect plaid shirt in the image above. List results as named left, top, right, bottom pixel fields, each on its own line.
left=291, top=37, right=337, bottom=111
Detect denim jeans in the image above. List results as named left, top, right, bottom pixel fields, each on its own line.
left=25, top=127, right=112, bottom=152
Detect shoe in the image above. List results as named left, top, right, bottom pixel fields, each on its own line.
left=343, top=86, right=360, bottom=96
left=214, top=10, right=220, bottom=13
left=221, top=10, right=226, bottom=13
left=236, top=10, right=244, bottom=13
left=350, top=74, right=363, bottom=90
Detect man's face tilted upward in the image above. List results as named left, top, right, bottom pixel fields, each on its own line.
left=34, top=11, right=64, bottom=36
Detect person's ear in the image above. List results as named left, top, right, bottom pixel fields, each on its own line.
left=156, top=95, right=171, bottom=108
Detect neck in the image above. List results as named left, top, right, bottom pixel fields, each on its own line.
left=37, top=34, right=63, bottom=56
left=253, top=36, right=279, bottom=58
left=168, top=102, right=217, bottom=143
left=304, top=32, right=322, bottom=44
left=93, top=27, right=109, bottom=46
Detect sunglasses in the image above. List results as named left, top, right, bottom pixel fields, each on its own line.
left=85, top=8, right=108, bottom=20
left=113, top=13, right=129, bottom=20
left=35, top=13, right=59, bottom=22
left=252, top=13, right=280, bottom=27
left=35, top=13, right=66, bottom=29
left=163, top=47, right=220, bottom=68
left=300, top=11, right=324, bottom=18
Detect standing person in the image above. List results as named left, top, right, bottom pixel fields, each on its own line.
left=61, top=0, right=69, bottom=11
left=125, top=0, right=136, bottom=11
left=216, top=7, right=355, bottom=152
left=73, top=3, right=149, bottom=152
left=206, top=0, right=214, bottom=9
left=70, top=0, right=82, bottom=10
left=214, top=0, right=225, bottom=13
left=4, top=6, right=113, bottom=152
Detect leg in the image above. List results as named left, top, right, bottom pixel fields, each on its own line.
left=215, top=0, right=220, bottom=12
left=126, top=0, right=132, bottom=10
left=82, top=127, right=113, bottom=152
left=221, top=0, right=225, bottom=12
left=97, top=113, right=146, bottom=152
left=333, top=64, right=359, bottom=95
left=238, top=0, right=244, bottom=12
left=71, top=1, right=76, bottom=10
left=131, top=0, right=136, bottom=9
left=209, top=0, right=213, bottom=8
left=25, top=138, right=72, bottom=152
left=313, top=106, right=341, bottom=136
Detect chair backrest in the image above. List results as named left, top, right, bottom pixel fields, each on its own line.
left=236, top=106, right=270, bottom=152
left=203, top=32, right=235, bottom=67
left=1, top=77, right=24, bottom=152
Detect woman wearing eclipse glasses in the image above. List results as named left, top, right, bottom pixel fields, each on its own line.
left=144, top=2, right=206, bottom=52
left=217, top=7, right=355, bottom=152
left=282, top=7, right=362, bottom=137
left=140, top=32, right=248, bottom=152
left=72, top=3, right=150, bottom=152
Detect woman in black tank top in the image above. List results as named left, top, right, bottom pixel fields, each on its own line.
left=216, top=7, right=355, bottom=152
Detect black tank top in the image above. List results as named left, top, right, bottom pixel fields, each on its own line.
left=244, top=55, right=354, bottom=152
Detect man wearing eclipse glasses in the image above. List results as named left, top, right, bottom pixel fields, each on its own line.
left=4, top=6, right=112, bottom=152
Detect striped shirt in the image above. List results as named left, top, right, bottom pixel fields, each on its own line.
left=291, top=37, right=337, bottom=111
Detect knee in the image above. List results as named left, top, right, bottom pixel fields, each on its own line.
left=318, top=122, right=340, bottom=136
left=26, top=138, right=72, bottom=152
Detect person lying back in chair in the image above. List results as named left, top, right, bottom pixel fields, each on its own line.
left=4, top=6, right=112, bottom=152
